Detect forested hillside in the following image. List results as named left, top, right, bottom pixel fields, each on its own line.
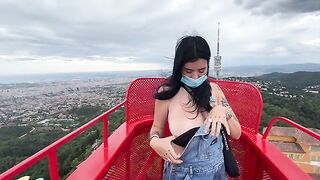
left=246, top=71, right=320, bottom=132
left=0, top=105, right=125, bottom=179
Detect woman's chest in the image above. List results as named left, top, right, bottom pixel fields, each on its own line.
left=167, top=88, right=207, bottom=136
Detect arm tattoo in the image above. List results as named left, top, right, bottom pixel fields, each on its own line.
left=209, top=96, right=216, bottom=108
left=221, top=97, right=230, bottom=107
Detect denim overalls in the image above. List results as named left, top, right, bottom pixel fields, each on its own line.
left=162, top=124, right=226, bottom=180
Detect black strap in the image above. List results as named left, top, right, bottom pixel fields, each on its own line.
left=181, top=83, right=199, bottom=102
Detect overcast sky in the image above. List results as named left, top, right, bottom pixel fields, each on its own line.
left=0, top=0, right=319, bottom=75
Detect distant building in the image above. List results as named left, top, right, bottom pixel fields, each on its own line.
left=263, top=126, right=320, bottom=178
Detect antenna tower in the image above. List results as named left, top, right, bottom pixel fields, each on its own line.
left=214, top=22, right=222, bottom=79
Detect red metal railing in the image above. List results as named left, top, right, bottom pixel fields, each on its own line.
left=0, top=101, right=126, bottom=180
left=263, top=116, right=320, bottom=141
left=1, top=78, right=319, bottom=180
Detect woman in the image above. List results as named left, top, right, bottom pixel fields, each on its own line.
left=149, top=36, right=241, bottom=179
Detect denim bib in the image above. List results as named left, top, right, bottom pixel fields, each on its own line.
left=163, top=124, right=225, bottom=180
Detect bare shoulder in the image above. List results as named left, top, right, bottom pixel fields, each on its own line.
left=209, top=82, right=222, bottom=91
left=156, top=85, right=171, bottom=106
left=209, top=82, right=224, bottom=97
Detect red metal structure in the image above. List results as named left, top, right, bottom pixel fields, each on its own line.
left=1, top=77, right=319, bottom=180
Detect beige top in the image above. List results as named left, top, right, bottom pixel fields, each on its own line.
left=168, top=87, right=208, bottom=137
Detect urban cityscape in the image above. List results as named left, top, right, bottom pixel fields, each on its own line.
left=0, top=78, right=129, bottom=130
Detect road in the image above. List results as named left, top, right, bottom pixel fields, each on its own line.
left=19, top=126, right=35, bottom=139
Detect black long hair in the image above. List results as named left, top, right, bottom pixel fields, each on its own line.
left=155, top=36, right=212, bottom=118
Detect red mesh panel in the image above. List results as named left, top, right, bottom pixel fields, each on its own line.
left=101, top=78, right=265, bottom=179
left=214, top=80, right=263, bottom=134
left=125, top=78, right=165, bottom=133
left=227, top=138, right=246, bottom=180
left=102, top=124, right=284, bottom=180
left=125, top=78, right=263, bottom=134
left=98, top=78, right=309, bottom=179
left=103, top=122, right=162, bottom=180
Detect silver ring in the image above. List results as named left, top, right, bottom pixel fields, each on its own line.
left=208, top=118, right=213, bottom=123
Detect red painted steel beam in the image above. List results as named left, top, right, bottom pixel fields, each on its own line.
left=67, top=123, right=127, bottom=180
left=98, top=120, right=152, bottom=179
left=48, top=150, right=60, bottom=180
left=242, top=131, right=313, bottom=179
left=68, top=120, right=153, bottom=180
left=263, top=116, right=320, bottom=140
left=103, top=116, right=109, bottom=149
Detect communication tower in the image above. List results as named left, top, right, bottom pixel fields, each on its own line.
left=214, top=22, right=222, bottom=79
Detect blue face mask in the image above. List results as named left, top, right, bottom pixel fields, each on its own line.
left=181, top=74, right=208, bottom=88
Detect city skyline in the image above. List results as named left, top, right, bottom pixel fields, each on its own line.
left=0, top=0, right=319, bottom=75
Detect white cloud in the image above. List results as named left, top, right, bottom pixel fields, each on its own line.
left=0, top=58, right=169, bottom=75
left=303, top=39, right=320, bottom=47
left=0, top=0, right=319, bottom=75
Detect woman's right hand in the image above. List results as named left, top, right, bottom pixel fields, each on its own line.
left=150, top=136, right=183, bottom=164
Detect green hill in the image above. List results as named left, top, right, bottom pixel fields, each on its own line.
left=254, top=71, right=320, bottom=132
left=257, top=71, right=320, bottom=88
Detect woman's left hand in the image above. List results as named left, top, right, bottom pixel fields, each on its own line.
left=204, top=105, right=230, bottom=136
